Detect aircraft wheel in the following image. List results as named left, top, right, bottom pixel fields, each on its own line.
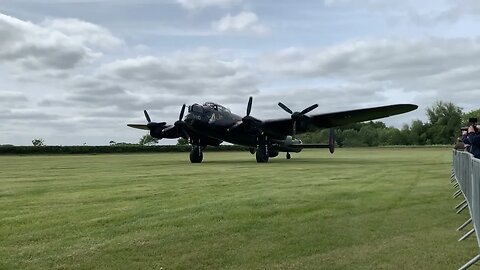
left=190, top=146, right=203, bottom=163
left=256, top=142, right=269, bottom=163
left=286, top=152, right=291, bottom=159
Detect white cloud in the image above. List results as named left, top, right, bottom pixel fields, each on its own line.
left=41, top=18, right=124, bottom=50
left=176, top=0, right=241, bottom=9
left=324, top=0, right=480, bottom=26
left=98, top=49, right=259, bottom=96
left=0, top=92, right=28, bottom=109
left=0, top=13, right=98, bottom=71
left=261, top=37, right=480, bottom=112
left=434, top=0, right=480, bottom=23
left=261, top=38, right=480, bottom=80
left=213, top=12, right=268, bottom=34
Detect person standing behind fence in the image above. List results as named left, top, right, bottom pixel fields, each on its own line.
left=465, top=125, right=480, bottom=158
left=455, top=137, right=465, bottom=151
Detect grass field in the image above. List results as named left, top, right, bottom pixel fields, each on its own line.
left=0, top=148, right=478, bottom=269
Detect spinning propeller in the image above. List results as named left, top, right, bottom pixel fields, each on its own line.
left=278, top=102, right=318, bottom=138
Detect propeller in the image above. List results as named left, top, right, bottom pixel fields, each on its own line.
left=278, top=102, right=318, bottom=138
left=228, top=96, right=262, bottom=133
left=142, top=110, right=166, bottom=139
left=173, top=104, right=189, bottom=139
left=241, top=96, right=262, bottom=131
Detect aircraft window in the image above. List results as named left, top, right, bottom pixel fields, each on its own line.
left=191, top=104, right=203, bottom=113
left=217, top=105, right=230, bottom=113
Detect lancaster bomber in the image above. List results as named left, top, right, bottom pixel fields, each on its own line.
left=128, top=97, right=417, bottom=163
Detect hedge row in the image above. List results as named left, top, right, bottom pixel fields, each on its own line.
left=0, top=145, right=249, bottom=155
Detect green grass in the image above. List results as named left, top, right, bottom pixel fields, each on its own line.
left=0, top=148, right=477, bottom=269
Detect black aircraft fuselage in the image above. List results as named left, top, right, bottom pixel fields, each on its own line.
left=185, top=102, right=254, bottom=147
left=128, top=97, right=418, bottom=163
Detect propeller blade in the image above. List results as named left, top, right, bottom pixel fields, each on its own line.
left=179, top=104, right=186, bottom=121
left=292, top=121, right=297, bottom=138
left=278, top=102, right=293, bottom=114
left=144, top=110, right=151, bottom=123
left=300, top=104, right=318, bottom=115
left=247, top=96, right=253, bottom=116
left=329, top=128, right=335, bottom=154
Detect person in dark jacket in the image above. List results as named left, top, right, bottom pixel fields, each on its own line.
left=465, top=125, right=480, bottom=158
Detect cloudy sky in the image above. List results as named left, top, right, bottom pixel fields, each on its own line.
left=1, top=0, right=480, bottom=145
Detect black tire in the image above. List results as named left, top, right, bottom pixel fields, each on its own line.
left=256, top=143, right=269, bottom=163
left=286, top=153, right=291, bottom=159
left=190, top=146, right=203, bottom=163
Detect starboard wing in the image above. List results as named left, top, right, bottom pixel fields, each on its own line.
left=261, top=104, right=418, bottom=136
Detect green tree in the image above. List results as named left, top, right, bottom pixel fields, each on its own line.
left=32, top=138, right=45, bottom=146
left=463, top=109, right=480, bottom=124
left=177, top=138, right=189, bottom=145
left=139, top=134, right=158, bottom=146
left=426, top=101, right=463, bottom=144
left=358, top=125, right=379, bottom=146
left=341, top=129, right=365, bottom=147
left=408, top=120, right=427, bottom=145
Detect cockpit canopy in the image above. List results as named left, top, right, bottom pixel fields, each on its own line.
left=203, top=102, right=231, bottom=113
left=188, top=102, right=231, bottom=115
left=188, top=103, right=204, bottom=114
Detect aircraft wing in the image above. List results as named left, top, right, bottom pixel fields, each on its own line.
left=127, top=124, right=149, bottom=130
left=261, top=104, right=418, bottom=136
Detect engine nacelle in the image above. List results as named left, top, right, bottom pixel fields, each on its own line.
left=268, top=149, right=279, bottom=157
left=285, top=136, right=302, bottom=146
left=147, top=122, right=167, bottom=139
left=150, top=128, right=164, bottom=139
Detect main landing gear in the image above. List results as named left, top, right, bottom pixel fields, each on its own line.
left=286, top=152, right=291, bottom=159
left=256, top=136, right=269, bottom=163
left=190, top=145, right=203, bottom=163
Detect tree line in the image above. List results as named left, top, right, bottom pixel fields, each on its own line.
left=299, top=101, right=479, bottom=147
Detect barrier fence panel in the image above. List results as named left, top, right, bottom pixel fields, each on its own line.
left=471, top=158, right=480, bottom=249
left=452, top=150, right=480, bottom=270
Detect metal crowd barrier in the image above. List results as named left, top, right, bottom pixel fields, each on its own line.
left=452, top=150, right=480, bottom=270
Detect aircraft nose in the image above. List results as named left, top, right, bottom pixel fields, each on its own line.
left=184, top=116, right=195, bottom=125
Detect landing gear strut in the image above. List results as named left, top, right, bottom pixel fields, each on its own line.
left=190, top=145, right=203, bottom=163
left=256, top=136, right=269, bottom=163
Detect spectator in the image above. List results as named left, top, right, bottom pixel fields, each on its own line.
left=463, top=130, right=471, bottom=152
left=465, top=125, right=480, bottom=158
left=454, top=137, right=465, bottom=151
